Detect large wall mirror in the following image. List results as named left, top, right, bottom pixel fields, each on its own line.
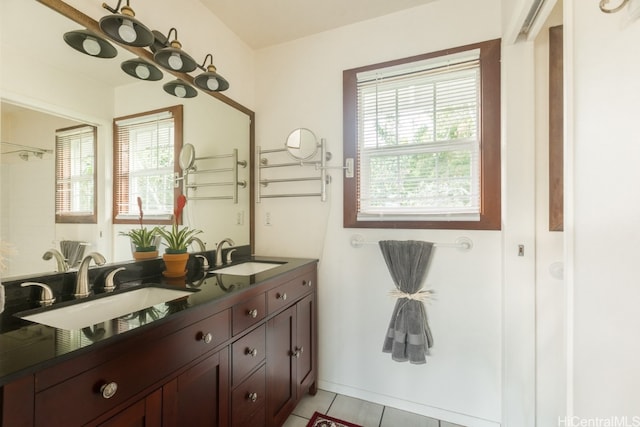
left=0, top=0, right=254, bottom=278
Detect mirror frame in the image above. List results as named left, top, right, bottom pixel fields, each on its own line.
left=36, top=0, right=255, bottom=251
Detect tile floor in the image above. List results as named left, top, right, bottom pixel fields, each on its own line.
left=283, top=389, right=465, bottom=427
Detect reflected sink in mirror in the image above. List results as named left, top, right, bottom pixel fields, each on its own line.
left=17, top=287, right=194, bottom=330
left=212, top=261, right=284, bottom=276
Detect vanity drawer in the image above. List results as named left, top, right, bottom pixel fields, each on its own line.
left=34, top=309, right=231, bottom=427
left=232, top=365, right=266, bottom=427
left=267, top=272, right=315, bottom=314
left=232, top=292, right=266, bottom=336
left=232, top=324, right=266, bottom=385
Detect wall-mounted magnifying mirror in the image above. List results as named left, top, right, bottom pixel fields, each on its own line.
left=179, top=143, right=196, bottom=171
left=285, top=128, right=318, bottom=160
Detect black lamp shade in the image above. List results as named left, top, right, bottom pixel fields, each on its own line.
left=194, top=70, right=230, bottom=92
left=163, top=79, right=197, bottom=98
left=99, top=14, right=154, bottom=47
left=63, top=30, right=117, bottom=58
left=121, top=59, right=163, bottom=81
left=154, top=47, right=197, bottom=73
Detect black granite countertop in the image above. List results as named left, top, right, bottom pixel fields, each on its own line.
left=0, top=253, right=316, bottom=386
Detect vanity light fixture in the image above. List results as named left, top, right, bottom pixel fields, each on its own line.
left=100, top=0, right=154, bottom=47
left=121, top=58, right=163, bottom=81
left=153, top=28, right=197, bottom=73
left=63, top=30, right=117, bottom=58
left=163, top=79, right=197, bottom=98
left=194, top=54, right=230, bottom=92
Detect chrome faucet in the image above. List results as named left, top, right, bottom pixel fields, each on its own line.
left=42, top=249, right=69, bottom=272
left=75, top=252, right=106, bottom=298
left=190, top=237, right=206, bottom=252
left=215, top=238, right=235, bottom=267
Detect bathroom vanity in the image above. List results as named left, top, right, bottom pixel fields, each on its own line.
left=0, top=257, right=317, bottom=427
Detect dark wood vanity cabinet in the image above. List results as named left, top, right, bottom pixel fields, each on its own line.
left=266, top=281, right=317, bottom=427
left=0, top=261, right=317, bottom=427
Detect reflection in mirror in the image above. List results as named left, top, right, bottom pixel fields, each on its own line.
left=1, top=101, right=95, bottom=277
left=0, top=0, right=254, bottom=280
left=286, top=128, right=319, bottom=160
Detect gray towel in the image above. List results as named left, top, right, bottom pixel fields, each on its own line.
left=379, top=240, right=434, bottom=364
left=60, top=240, right=87, bottom=268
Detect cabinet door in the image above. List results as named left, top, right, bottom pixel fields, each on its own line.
left=162, top=349, right=229, bottom=427
left=266, top=306, right=296, bottom=427
left=96, top=389, right=161, bottom=427
left=296, top=294, right=315, bottom=394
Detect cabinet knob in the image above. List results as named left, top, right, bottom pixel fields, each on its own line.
left=245, top=347, right=258, bottom=357
left=247, top=308, right=258, bottom=318
left=100, top=382, right=118, bottom=399
left=247, top=392, right=258, bottom=403
left=302, top=280, right=312, bottom=287
left=293, top=346, right=304, bottom=358
left=201, top=332, right=213, bottom=344
left=277, top=292, right=287, bottom=301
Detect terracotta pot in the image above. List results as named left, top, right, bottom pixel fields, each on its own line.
left=162, top=252, right=189, bottom=278
left=133, top=250, right=158, bottom=261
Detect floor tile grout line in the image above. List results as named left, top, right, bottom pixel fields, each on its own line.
left=378, top=405, right=386, bottom=427
left=325, top=392, right=338, bottom=415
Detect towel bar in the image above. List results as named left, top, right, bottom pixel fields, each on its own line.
left=350, top=234, right=473, bottom=252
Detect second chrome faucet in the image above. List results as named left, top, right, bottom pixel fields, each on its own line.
left=215, top=238, right=235, bottom=267
left=75, top=252, right=106, bottom=298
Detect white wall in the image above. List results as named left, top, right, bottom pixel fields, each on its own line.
left=255, top=1, right=504, bottom=425
left=533, top=3, right=566, bottom=425
left=566, top=1, right=640, bottom=419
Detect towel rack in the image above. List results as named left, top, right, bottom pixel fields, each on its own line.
left=180, top=149, right=247, bottom=203
left=350, top=234, right=473, bottom=252
left=257, top=139, right=329, bottom=202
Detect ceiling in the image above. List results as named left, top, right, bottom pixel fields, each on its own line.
left=199, top=0, right=439, bottom=49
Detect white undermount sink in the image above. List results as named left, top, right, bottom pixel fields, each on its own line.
left=19, top=287, right=193, bottom=330
left=212, top=261, right=283, bottom=276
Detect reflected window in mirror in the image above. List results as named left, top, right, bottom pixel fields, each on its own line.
left=55, top=125, right=97, bottom=224
left=113, top=105, right=183, bottom=225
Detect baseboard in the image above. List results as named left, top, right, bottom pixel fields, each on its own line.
left=317, top=380, right=501, bottom=427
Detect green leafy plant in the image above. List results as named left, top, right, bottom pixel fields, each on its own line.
left=119, top=197, right=159, bottom=251
left=156, top=194, right=202, bottom=254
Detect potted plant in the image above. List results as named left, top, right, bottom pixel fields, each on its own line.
left=119, top=197, right=160, bottom=261
left=157, top=194, right=202, bottom=278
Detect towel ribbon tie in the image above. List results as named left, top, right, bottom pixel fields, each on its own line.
left=388, top=289, right=434, bottom=302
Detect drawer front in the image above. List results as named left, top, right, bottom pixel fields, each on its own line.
left=267, top=271, right=315, bottom=314
left=232, top=365, right=266, bottom=427
left=34, top=309, right=230, bottom=427
left=232, top=324, right=266, bottom=385
left=232, top=292, right=266, bottom=336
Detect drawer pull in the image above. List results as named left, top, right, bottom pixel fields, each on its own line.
left=100, top=382, right=118, bottom=399
left=293, top=346, right=304, bottom=358
left=277, top=292, right=287, bottom=301
left=248, top=392, right=258, bottom=403
left=201, top=332, right=213, bottom=344
left=247, top=308, right=258, bottom=318
left=303, top=280, right=312, bottom=287
left=245, top=347, right=258, bottom=357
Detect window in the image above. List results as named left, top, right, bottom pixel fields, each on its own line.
left=55, top=124, right=97, bottom=223
left=343, top=39, right=501, bottom=230
left=113, top=105, right=183, bottom=225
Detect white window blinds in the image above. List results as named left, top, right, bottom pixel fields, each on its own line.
left=114, top=110, right=176, bottom=220
left=55, top=125, right=96, bottom=222
left=356, top=51, right=481, bottom=221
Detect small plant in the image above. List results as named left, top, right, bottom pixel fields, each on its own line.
left=156, top=194, right=202, bottom=254
left=119, top=197, right=159, bottom=251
